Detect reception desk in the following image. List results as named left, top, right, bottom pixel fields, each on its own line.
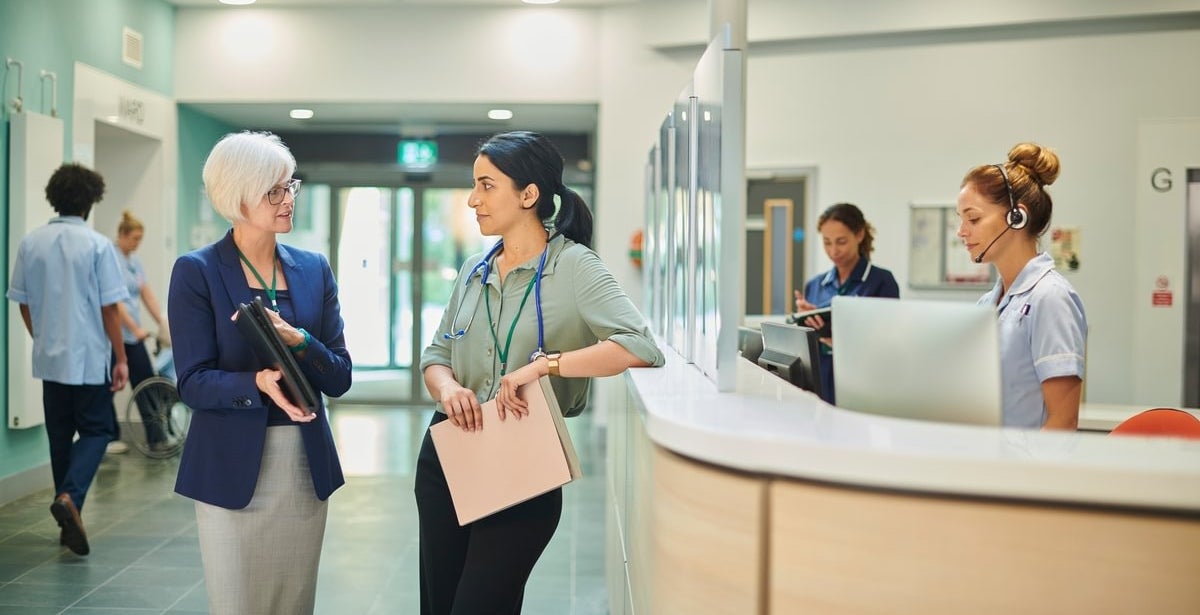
left=606, top=351, right=1200, bottom=615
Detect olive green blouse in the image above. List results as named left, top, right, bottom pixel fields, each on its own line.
left=419, top=234, right=664, bottom=416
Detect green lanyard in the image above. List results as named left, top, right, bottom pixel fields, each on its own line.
left=236, top=248, right=279, bottom=312
left=484, top=273, right=538, bottom=376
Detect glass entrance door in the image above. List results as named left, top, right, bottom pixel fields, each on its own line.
left=419, top=187, right=496, bottom=383
left=332, top=184, right=493, bottom=404
left=331, top=186, right=413, bottom=401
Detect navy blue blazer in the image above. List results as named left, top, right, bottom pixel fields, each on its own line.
left=168, top=230, right=351, bottom=509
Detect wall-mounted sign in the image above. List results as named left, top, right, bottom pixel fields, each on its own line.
left=118, top=95, right=145, bottom=125
left=1152, top=275, right=1172, bottom=307
left=398, top=139, right=437, bottom=167
left=1151, top=167, right=1172, bottom=192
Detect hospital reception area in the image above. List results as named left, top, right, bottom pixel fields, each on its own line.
left=1, top=1, right=1199, bottom=614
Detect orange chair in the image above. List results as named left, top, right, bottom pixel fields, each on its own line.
left=1109, top=408, right=1200, bottom=440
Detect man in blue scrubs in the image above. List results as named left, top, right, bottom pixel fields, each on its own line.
left=7, top=163, right=130, bottom=555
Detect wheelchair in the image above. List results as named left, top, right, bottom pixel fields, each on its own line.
left=123, top=340, right=192, bottom=459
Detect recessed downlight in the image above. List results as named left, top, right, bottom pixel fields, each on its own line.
left=487, top=109, right=514, bottom=120
left=289, top=109, right=315, bottom=120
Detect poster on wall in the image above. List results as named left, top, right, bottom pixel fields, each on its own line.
left=1050, top=226, right=1082, bottom=272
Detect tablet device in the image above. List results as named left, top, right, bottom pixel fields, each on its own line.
left=234, top=296, right=320, bottom=414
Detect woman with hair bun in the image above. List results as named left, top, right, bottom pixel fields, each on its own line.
left=956, top=142, right=1087, bottom=429
left=793, top=202, right=900, bottom=404
left=112, top=210, right=170, bottom=450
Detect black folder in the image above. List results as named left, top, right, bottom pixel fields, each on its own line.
left=234, top=296, right=319, bottom=414
left=787, top=306, right=832, bottom=337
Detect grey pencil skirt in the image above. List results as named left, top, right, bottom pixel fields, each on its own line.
left=195, top=426, right=329, bottom=615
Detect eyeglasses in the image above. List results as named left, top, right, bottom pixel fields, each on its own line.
left=266, top=179, right=302, bottom=206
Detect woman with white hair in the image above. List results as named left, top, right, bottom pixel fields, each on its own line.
left=168, top=131, right=352, bottom=614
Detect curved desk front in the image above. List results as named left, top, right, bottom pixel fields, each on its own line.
left=605, top=353, right=1200, bottom=615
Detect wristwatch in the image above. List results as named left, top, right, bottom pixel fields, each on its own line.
left=545, top=351, right=562, bottom=377
left=529, top=350, right=563, bottom=377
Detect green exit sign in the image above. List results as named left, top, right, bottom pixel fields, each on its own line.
left=398, top=140, right=438, bottom=167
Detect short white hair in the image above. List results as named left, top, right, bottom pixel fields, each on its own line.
left=202, top=131, right=296, bottom=224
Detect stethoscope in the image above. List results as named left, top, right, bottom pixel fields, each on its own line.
left=442, top=236, right=553, bottom=355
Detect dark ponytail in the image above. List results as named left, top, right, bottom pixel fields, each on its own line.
left=478, top=131, right=593, bottom=248
left=553, top=184, right=593, bottom=249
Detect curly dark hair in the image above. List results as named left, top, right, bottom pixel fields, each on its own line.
left=45, top=164, right=106, bottom=217
left=818, top=202, right=877, bottom=256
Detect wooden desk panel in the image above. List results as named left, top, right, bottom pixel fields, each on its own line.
left=769, top=479, right=1200, bottom=615
left=651, top=447, right=766, bottom=615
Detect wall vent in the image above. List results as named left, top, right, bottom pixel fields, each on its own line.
left=122, top=27, right=143, bottom=69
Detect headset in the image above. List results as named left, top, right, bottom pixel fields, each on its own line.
left=973, top=163, right=1027, bottom=263
left=995, top=163, right=1027, bottom=230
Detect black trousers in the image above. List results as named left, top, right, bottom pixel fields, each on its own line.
left=109, top=342, right=154, bottom=441
left=124, top=341, right=164, bottom=444
left=43, top=381, right=116, bottom=511
left=415, top=411, right=562, bottom=615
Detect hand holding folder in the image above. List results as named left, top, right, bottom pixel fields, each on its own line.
left=233, top=297, right=320, bottom=417
left=787, top=306, right=832, bottom=338
left=431, top=376, right=581, bottom=526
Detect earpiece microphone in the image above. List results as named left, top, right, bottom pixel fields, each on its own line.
left=973, top=225, right=1010, bottom=264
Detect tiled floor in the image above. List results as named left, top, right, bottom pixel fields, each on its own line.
left=0, top=404, right=609, bottom=614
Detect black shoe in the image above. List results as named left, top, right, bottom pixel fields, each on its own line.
left=50, top=494, right=90, bottom=556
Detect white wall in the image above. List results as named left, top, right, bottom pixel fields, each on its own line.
left=174, top=6, right=602, bottom=103
left=744, top=27, right=1200, bottom=405
left=73, top=63, right=178, bottom=327
left=1134, top=119, right=1200, bottom=406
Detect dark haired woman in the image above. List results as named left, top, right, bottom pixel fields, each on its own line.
left=416, top=131, right=663, bottom=614
left=956, top=142, right=1086, bottom=429
left=793, top=202, right=900, bottom=404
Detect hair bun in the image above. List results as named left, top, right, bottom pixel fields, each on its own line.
left=1007, top=142, right=1060, bottom=187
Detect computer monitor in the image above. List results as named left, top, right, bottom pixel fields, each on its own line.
left=737, top=325, right=764, bottom=365
left=757, top=322, right=823, bottom=399
left=832, top=296, right=1001, bottom=426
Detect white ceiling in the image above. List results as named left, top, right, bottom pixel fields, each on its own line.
left=168, top=0, right=618, bottom=135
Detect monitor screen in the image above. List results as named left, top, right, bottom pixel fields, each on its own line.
left=832, top=296, right=1001, bottom=426
left=737, top=325, right=764, bottom=364
left=757, top=322, right=823, bottom=399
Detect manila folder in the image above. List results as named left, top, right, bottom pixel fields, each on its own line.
left=430, top=376, right=582, bottom=526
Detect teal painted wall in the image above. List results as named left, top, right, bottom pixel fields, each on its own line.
left=0, top=0, right=175, bottom=482
left=177, top=104, right=235, bottom=250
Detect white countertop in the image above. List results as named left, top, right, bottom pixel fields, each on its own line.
left=626, top=351, right=1200, bottom=512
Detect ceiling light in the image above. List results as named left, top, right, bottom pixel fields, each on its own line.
left=289, top=109, right=315, bottom=120
left=488, top=109, right=514, bottom=120
left=219, top=0, right=257, bottom=5
left=523, top=0, right=561, bottom=4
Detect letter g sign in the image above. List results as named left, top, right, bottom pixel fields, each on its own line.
left=1151, top=167, right=1172, bottom=193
